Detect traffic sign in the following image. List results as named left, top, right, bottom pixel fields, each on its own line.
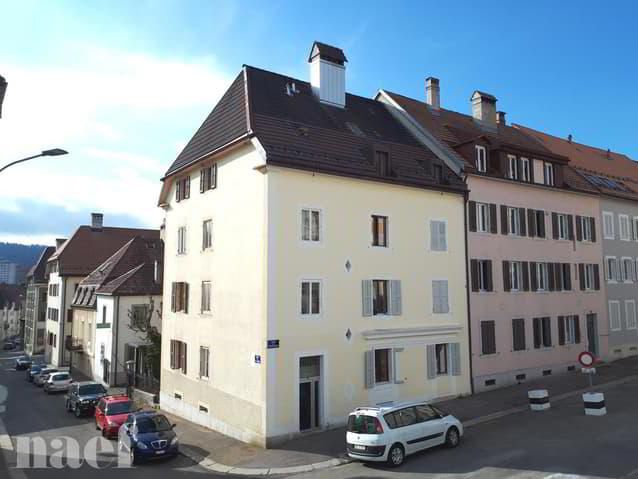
left=578, top=351, right=596, bottom=368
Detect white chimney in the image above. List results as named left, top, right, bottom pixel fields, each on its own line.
left=471, top=91, right=497, bottom=125
left=308, top=41, right=347, bottom=108
left=55, top=238, right=66, bottom=251
left=91, top=212, right=104, bottom=231
left=496, top=111, right=506, bottom=125
left=425, top=77, right=440, bottom=110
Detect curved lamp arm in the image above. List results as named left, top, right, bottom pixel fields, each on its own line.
left=0, top=149, right=68, bottom=174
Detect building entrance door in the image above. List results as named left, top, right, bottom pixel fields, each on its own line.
left=299, top=356, right=321, bottom=431
left=587, top=313, right=599, bottom=357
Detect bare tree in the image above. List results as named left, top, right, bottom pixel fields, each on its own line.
left=127, top=297, right=162, bottom=380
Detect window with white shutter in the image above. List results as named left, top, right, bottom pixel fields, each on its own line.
left=609, top=301, right=621, bottom=331
left=177, top=226, right=187, bottom=254
left=362, top=280, right=373, bottom=317
left=430, top=220, right=447, bottom=251
left=199, top=346, right=210, bottom=379
left=619, top=214, right=630, bottom=241
left=426, top=344, right=436, bottom=379
left=432, top=280, right=449, bottom=314
left=625, top=300, right=636, bottom=330
left=603, top=211, right=614, bottom=239
left=389, top=280, right=402, bottom=315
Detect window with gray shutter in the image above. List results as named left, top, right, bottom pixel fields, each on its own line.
left=389, top=280, right=402, bottom=315
left=449, top=342, right=461, bottom=376
left=430, top=220, right=447, bottom=251
left=481, top=321, right=496, bottom=355
left=393, top=348, right=404, bottom=384
left=362, top=280, right=373, bottom=317
left=364, top=350, right=374, bottom=388
left=426, top=344, right=436, bottom=379
left=512, top=318, right=525, bottom=351
left=432, top=280, right=449, bottom=313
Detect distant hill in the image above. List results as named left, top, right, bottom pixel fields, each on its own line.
left=0, top=242, right=48, bottom=270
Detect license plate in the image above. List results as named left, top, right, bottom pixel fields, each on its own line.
left=353, top=444, right=366, bottom=451
left=155, top=450, right=166, bottom=455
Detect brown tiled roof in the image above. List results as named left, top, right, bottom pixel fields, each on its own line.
left=27, top=246, right=55, bottom=282
left=71, top=236, right=162, bottom=308
left=49, top=226, right=159, bottom=277
left=162, top=66, right=466, bottom=194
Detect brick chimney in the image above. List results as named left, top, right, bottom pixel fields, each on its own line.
left=425, top=77, right=440, bottom=110
left=471, top=91, right=497, bottom=125
left=91, top=213, right=104, bottom=231
left=496, top=111, right=506, bottom=125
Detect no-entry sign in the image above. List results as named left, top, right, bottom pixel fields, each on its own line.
left=578, top=351, right=596, bottom=367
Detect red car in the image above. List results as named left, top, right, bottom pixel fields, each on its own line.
left=95, top=395, right=134, bottom=438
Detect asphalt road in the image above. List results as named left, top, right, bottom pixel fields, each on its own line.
left=0, top=350, right=223, bottom=479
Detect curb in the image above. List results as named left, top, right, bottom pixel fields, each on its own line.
left=179, top=446, right=352, bottom=476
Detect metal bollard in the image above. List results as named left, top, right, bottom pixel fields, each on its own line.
left=528, top=389, right=550, bottom=411
left=583, top=392, right=606, bottom=416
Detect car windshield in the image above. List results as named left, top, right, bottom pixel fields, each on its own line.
left=78, top=384, right=106, bottom=395
left=136, top=415, right=172, bottom=433
left=347, top=414, right=379, bottom=434
left=106, top=401, right=133, bottom=415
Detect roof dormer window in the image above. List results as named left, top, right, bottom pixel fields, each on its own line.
left=475, top=145, right=487, bottom=173
left=376, top=150, right=391, bottom=177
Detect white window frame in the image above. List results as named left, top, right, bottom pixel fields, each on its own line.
left=199, top=346, right=210, bottom=380
left=435, top=343, right=449, bottom=375
left=581, top=216, right=593, bottom=242
left=603, top=211, right=615, bottom=239
left=432, top=279, right=450, bottom=314
left=201, top=281, right=212, bottom=314
left=557, top=214, right=569, bottom=240
left=510, top=261, right=523, bottom=292
left=177, top=226, right=187, bottom=255
left=619, top=214, right=630, bottom=241
left=507, top=154, right=519, bottom=180
left=565, top=315, right=577, bottom=344
left=202, top=219, right=213, bottom=250
left=584, top=264, right=595, bottom=291
left=300, top=279, right=322, bottom=318
left=475, top=145, right=487, bottom=173
left=508, top=207, right=521, bottom=236
left=537, top=263, right=548, bottom=291
left=476, top=203, right=490, bottom=233
left=301, top=208, right=322, bottom=243
left=621, top=257, right=634, bottom=283
left=626, top=300, right=637, bottom=330
left=478, top=260, right=490, bottom=292
left=609, top=300, right=622, bottom=331
left=605, top=256, right=618, bottom=283
left=373, top=347, right=393, bottom=385
left=543, top=162, right=555, bottom=186
left=633, top=217, right=638, bottom=241
left=520, top=157, right=530, bottom=182
left=429, top=219, right=448, bottom=252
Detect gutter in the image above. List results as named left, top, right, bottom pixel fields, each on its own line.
left=113, top=296, right=120, bottom=387
left=60, top=277, right=67, bottom=366
left=462, top=183, right=474, bottom=394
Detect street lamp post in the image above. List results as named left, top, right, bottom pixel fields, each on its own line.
left=0, top=148, right=68, bottom=174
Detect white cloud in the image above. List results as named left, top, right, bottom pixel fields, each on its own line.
left=0, top=46, right=233, bottom=243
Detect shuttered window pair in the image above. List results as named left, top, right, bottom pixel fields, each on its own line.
left=576, top=216, right=596, bottom=242
left=364, top=347, right=402, bottom=388
left=430, top=220, right=447, bottom=251
left=551, top=212, right=574, bottom=241
left=177, top=226, right=187, bottom=254
left=175, top=176, right=190, bottom=202
left=200, top=164, right=217, bottom=192
left=502, top=261, right=526, bottom=292
left=480, top=321, right=496, bottom=355
left=500, top=205, right=527, bottom=236
left=512, top=318, right=526, bottom=351
left=426, top=343, right=461, bottom=379
left=169, top=339, right=187, bottom=374
left=558, top=315, right=580, bottom=345
left=470, top=259, right=493, bottom=292
left=361, top=280, right=401, bottom=316
left=432, top=280, right=449, bottom=314
left=578, top=263, right=600, bottom=291
left=533, top=317, right=552, bottom=348
left=468, top=201, right=497, bottom=233
left=171, top=282, right=189, bottom=313
left=527, top=209, right=546, bottom=238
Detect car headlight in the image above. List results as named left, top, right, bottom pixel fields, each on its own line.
left=170, top=437, right=178, bottom=446
left=136, top=441, right=148, bottom=450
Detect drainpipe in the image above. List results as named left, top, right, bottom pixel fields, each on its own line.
left=462, top=181, right=475, bottom=395
left=60, top=277, right=67, bottom=367
left=113, top=296, right=120, bottom=387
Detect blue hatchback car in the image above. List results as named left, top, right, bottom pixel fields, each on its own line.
left=118, top=411, right=179, bottom=464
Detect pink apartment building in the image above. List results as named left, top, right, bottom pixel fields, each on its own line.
left=378, top=81, right=607, bottom=391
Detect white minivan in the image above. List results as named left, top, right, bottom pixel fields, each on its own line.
left=346, top=402, right=463, bottom=467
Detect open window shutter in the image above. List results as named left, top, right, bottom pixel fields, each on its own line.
left=590, top=217, right=596, bottom=242
left=501, top=205, right=508, bottom=235
left=519, top=208, right=527, bottom=236
left=169, top=340, right=175, bottom=369
left=574, top=315, right=581, bottom=343
left=393, top=348, right=404, bottom=384
left=522, top=262, right=530, bottom=291
left=362, top=280, right=373, bottom=316
left=439, top=222, right=447, bottom=251
left=567, top=215, right=574, bottom=240
left=390, top=280, right=402, bottom=315
left=539, top=211, right=546, bottom=238
left=426, top=345, right=436, bottom=379
left=183, top=283, right=189, bottom=314
left=171, top=283, right=176, bottom=312
left=489, top=204, right=498, bottom=233
left=564, top=264, right=572, bottom=290
left=594, top=264, right=600, bottom=290
left=528, top=209, right=536, bottom=237
left=212, top=164, right=217, bottom=188
left=502, top=261, right=511, bottom=292
left=200, top=169, right=206, bottom=193
left=470, top=260, right=479, bottom=292
left=554, top=263, right=562, bottom=291
left=578, top=264, right=585, bottom=290
left=175, top=180, right=181, bottom=202
left=185, top=176, right=191, bottom=198
left=548, top=263, right=556, bottom=291
left=468, top=201, right=477, bottom=232
left=182, top=343, right=187, bottom=374
left=486, top=260, right=494, bottom=291
left=449, top=343, right=461, bottom=376
left=530, top=262, right=538, bottom=291
left=576, top=216, right=583, bottom=241
left=364, top=350, right=374, bottom=388
left=558, top=316, right=565, bottom=345
left=552, top=212, right=558, bottom=239
left=615, top=258, right=621, bottom=282
left=533, top=318, right=541, bottom=348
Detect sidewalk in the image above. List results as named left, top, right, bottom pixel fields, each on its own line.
left=165, top=355, right=638, bottom=476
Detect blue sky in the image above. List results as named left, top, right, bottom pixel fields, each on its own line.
left=1, top=0, right=637, bottom=245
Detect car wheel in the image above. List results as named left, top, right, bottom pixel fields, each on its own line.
left=387, top=443, right=404, bottom=467
left=445, top=427, right=460, bottom=448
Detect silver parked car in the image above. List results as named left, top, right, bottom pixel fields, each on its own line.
left=44, top=372, right=73, bottom=394
left=34, top=368, right=59, bottom=387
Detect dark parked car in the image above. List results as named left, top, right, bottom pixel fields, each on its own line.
left=118, top=411, right=178, bottom=465
left=26, top=364, right=44, bottom=382
left=15, top=356, right=32, bottom=370
left=65, top=382, right=108, bottom=417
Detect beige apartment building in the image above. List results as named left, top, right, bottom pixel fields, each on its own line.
left=158, top=42, right=472, bottom=446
